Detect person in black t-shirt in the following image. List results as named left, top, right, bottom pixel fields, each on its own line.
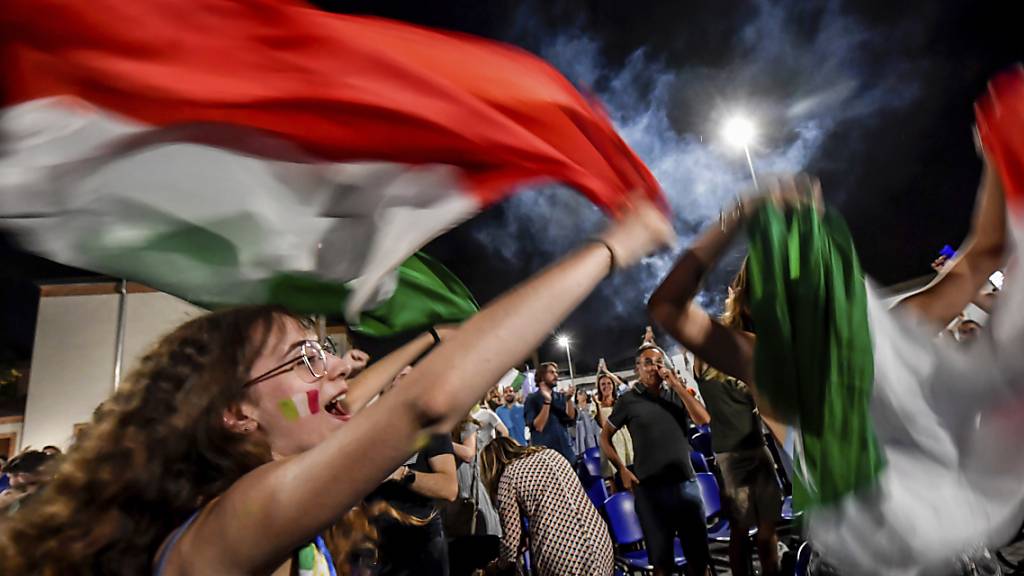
left=365, top=367, right=458, bottom=576
left=690, top=262, right=782, bottom=576
left=601, top=342, right=712, bottom=576
left=697, top=360, right=782, bottom=576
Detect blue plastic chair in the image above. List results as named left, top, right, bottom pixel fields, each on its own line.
left=780, top=495, right=802, bottom=521
left=794, top=541, right=812, bottom=575
left=695, top=472, right=756, bottom=543
left=690, top=451, right=709, bottom=473
left=521, top=518, right=537, bottom=576
left=583, top=473, right=610, bottom=512
left=583, top=446, right=602, bottom=478
left=689, top=431, right=713, bottom=459
left=603, top=492, right=687, bottom=573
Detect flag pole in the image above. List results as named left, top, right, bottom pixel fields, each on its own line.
left=112, top=279, right=127, bottom=391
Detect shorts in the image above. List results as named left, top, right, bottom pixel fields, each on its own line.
left=716, top=446, right=782, bottom=528
left=633, top=477, right=710, bottom=570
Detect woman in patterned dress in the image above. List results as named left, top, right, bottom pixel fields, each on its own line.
left=479, top=437, right=614, bottom=576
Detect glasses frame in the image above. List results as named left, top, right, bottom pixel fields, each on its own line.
left=244, top=340, right=328, bottom=388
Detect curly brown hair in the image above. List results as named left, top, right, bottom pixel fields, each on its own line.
left=0, top=306, right=398, bottom=575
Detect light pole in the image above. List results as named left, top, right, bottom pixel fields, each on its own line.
left=722, top=115, right=759, bottom=190
left=557, top=335, right=574, bottom=388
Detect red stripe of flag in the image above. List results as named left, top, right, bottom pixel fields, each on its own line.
left=976, top=67, right=1024, bottom=214
left=306, top=389, right=320, bottom=416
left=2, top=0, right=664, bottom=215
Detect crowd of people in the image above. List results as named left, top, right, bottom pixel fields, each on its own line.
left=0, top=123, right=1017, bottom=576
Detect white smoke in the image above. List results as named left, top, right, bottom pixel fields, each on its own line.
left=467, top=0, right=916, bottom=337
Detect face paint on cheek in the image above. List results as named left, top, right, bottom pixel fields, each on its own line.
left=278, top=389, right=320, bottom=422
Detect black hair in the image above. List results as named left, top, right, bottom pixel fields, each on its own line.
left=2, top=451, right=51, bottom=475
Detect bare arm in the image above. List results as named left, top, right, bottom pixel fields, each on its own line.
left=899, top=160, right=1006, bottom=325
left=972, top=289, right=996, bottom=313
left=565, top=393, right=577, bottom=420
left=599, top=421, right=625, bottom=471
left=452, top=430, right=476, bottom=463
left=174, top=198, right=674, bottom=574
left=400, top=453, right=458, bottom=502
left=600, top=420, right=639, bottom=489
left=493, top=416, right=509, bottom=438
left=343, top=334, right=436, bottom=414
left=648, top=201, right=759, bottom=386
left=661, top=368, right=710, bottom=426
left=532, top=398, right=552, bottom=432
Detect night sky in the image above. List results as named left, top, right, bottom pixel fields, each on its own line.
left=2, top=0, right=1022, bottom=375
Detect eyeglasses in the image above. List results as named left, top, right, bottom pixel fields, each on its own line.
left=245, top=340, right=331, bottom=388
left=638, top=358, right=665, bottom=368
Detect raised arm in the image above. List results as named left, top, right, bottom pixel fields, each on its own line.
left=452, top=425, right=477, bottom=463
left=898, top=159, right=1007, bottom=325
left=342, top=333, right=438, bottom=414
left=647, top=198, right=760, bottom=385
left=181, top=197, right=675, bottom=574
left=530, top=392, right=552, bottom=432
left=660, top=366, right=710, bottom=426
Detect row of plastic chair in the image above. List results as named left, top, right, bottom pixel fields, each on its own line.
left=604, top=491, right=690, bottom=573
left=581, top=443, right=806, bottom=574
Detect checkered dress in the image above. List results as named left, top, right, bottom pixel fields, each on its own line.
left=495, top=449, right=614, bottom=575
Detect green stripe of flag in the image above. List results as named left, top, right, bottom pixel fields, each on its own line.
left=747, top=203, right=885, bottom=511
left=81, top=215, right=477, bottom=337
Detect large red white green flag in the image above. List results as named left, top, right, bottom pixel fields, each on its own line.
left=0, top=0, right=663, bottom=322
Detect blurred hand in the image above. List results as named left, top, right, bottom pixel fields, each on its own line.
left=657, top=365, right=676, bottom=383
left=767, top=173, right=823, bottom=214
left=599, top=194, right=676, bottom=269
left=931, top=254, right=949, bottom=272
left=620, top=467, right=640, bottom=490
left=566, top=385, right=576, bottom=400
left=386, top=465, right=409, bottom=483
left=342, top=349, right=370, bottom=376
left=736, top=173, right=822, bottom=222
left=539, top=387, right=552, bottom=402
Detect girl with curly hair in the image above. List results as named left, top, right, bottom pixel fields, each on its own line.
left=0, top=199, right=672, bottom=575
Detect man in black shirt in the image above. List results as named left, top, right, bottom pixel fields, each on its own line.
left=601, top=344, right=712, bottom=576
left=365, top=433, right=458, bottom=575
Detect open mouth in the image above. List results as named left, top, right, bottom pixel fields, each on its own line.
left=324, top=391, right=351, bottom=421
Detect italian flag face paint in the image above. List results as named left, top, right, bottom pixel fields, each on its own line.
left=279, top=389, right=320, bottom=421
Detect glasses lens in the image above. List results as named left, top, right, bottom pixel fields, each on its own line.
left=301, top=341, right=328, bottom=380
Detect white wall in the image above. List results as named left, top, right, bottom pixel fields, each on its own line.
left=20, top=291, right=203, bottom=451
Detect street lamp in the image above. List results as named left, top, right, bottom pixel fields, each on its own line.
left=556, top=334, right=574, bottom=388
left=722, top=114, right=759, bottom=190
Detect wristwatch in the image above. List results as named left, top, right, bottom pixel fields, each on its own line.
left=400, top=467, right=416, bottom=487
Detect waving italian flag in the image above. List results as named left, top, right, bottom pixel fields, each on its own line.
left=0, top=0, right=662, bottom=323
left=746, top=68, right=1024, bottom=576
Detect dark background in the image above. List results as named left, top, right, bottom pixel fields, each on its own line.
left=2, top=0, right=1021, bottom=375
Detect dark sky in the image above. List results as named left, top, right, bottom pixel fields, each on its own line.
left=2, top=0, right=1022, bottom=374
